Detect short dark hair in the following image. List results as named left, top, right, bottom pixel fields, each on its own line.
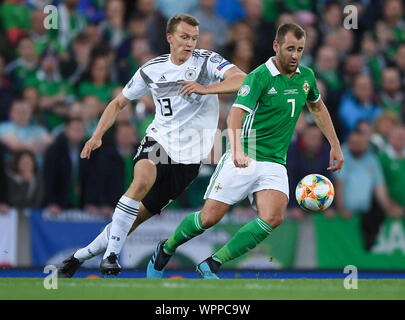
left=275, top=23, right=306, bottom=45
left=8, top=149, right=38, bottom=174
left=166, top=13, right=200, bottom=34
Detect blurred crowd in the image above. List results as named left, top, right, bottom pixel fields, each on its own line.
left=0, top=0, right=404, bottom=248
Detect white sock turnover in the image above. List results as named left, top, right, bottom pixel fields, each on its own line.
left=103, top=195, right=139, bottom=259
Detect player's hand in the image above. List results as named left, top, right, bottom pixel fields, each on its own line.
left=341, top=209, right=352, bottom=220
left=327, top=144, right=344, bottom=172
left=0, top=203, right=9, bottom=214
left=178, top=81, right=208, bottom=96
left=80, top=136, right=102, bottom=159
left=324, top=207, right=336, bottom=219
left=47, top=204, right=61, bottom=215
left=389, top=203, right=404, bottom=219
left=233, top=150, right=250, bottom=168
left=289, top=207, right=305, bottom=221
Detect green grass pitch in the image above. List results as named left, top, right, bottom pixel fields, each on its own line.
left=1, top=278, right=405, bottom=300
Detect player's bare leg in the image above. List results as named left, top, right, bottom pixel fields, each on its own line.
left=254, top=189, right=288, bottom=229
left=197, top=189, right=288, bottom=279
left=100, top=159, right=157, bottom=275
left=128, top=202, right=154, bottom=234
left=146, top=199, right=230, bottom=278
left=199, top=199, right=230, bottom=228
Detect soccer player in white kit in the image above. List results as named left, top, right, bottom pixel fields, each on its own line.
left=58, top=14, right=246, bottom=277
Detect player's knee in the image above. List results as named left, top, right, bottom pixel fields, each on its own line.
left=261, top=214, right=284, bottom=229
left=200, top=214, right=220, bottom=228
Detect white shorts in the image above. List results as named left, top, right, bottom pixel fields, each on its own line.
left=204, top=151, right=289, bottom=209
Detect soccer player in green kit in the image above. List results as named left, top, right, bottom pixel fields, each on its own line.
left=147, top=23, right=345, bottom=279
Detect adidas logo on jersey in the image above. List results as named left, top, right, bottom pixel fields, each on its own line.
left=158, top=75, right=167, bottom=81
left=268, top=87, right=277, bottom=94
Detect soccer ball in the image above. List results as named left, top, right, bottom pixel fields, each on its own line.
left=295, top=174, right=335, bottom=213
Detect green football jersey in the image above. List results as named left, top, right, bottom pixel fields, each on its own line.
left=233, top=57, right=320, bottom=164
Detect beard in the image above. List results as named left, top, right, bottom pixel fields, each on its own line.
left=278, top=54, right=298, bottom=74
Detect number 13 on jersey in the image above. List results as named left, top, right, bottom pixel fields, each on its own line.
left=158, top=98, right=173, bottom=116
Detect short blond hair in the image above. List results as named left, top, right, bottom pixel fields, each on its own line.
left=166, top=13, right=200, bottom=34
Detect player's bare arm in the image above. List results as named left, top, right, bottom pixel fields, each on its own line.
left=306, top=98, right=344, bottom=171
left=179, top=66, right=246, bottom=96
left=227, top=106, right=249, bottom=168
left=80, top=92, right=130, bottom=159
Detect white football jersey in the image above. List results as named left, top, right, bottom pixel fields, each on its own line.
left=122, top=49, right=234, bottom=164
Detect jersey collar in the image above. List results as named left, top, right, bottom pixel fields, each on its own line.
left=265, top=56, right=301, bottom=76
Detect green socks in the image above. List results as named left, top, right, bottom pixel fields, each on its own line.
left=163, top=213, right=274, bottom=267
left=213, top=217, right=273, bottom=264
left=163, top=211, right=207, bottom=255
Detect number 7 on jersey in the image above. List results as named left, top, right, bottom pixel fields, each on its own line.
left=288, top=98, right=295, bottom=117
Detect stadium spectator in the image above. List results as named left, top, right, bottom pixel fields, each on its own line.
left=313, top=45, right=342, bottom=115
left=77, top=55, right=120, bottom=104
left=26, top=0, right=53, bottom=10
left=360, top=34, right=385, bottom=89
left=286, top=124, right=333, bottom=220
left=378, top=125, right=405, bottom=213
left=197, top=32, right=215, bottom=51
left=82, top=95, right=103, bottom=139
left=24, top=53, right=75, bottom=130
left=314, top=46, right=340, bottom=94
left=381, top=0, right=405, bottom=54
left=0, top=144, right=10, bottom=213
left=4, top=36, right=39, bottom=92
left=83, top=22, right=103, bottom=49
left=370, top=111, right=402, bottom=153
left=275, top=11, right=297, bottom=27
left=299, top=24, right=318, bottom=67
left=191, top=0, right=230, bottom=53
left=240, top=0, right=275, bottom=66
left=43, top=117, right=100, bottom=214
left=29, top=9, right=65, bottom=58
left=0, top=99, right=53, bottom=157
left=393, top=43, right=405, bottom=89
left=319, top=1, right=342, bottom=40
left=116, top=13, right=149, bottom=62
left=77, top=0, right=105, bottom=23
left=324, top=27, right=354, bottom=61
left=333, top=130, right=403, bottom=250
left=214, top=0, right=244, bottom=24
left=283, top=0, right=316, bottom=14
left=60, top=33, right=93, bottom=86
left=229, top=39, right=254, bottom=73
left=0, top=55, right=17, bottom=122
left=338, top=74, right=382, bottom=139
left=98, top=121, right=138, bottom=213
left=155, top=0, right=198, bottom=20
left=222, top=21, right=254, bottom=60
left=134, top=0, right=168, bottom=55
left=0, top=0, right=31, bottom=48
left=21, top=86, right=44, bottom=127
left=99, top=0, right=128, bottom=50
left=117, top=37, right=152, bottom=84
left=5, top=150, right=44, bottom=209
left=374, top=20, right=394, bottom=55
left=376, top=67, right=405, bottom=116
left=341, top=53, right=365, bottom=89
left=56, top=0, right=87, bottom=50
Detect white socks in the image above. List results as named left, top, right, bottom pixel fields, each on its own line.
left=103, top=195, right=139, bottom=259
left=74, top=223, right=111, bottom=261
